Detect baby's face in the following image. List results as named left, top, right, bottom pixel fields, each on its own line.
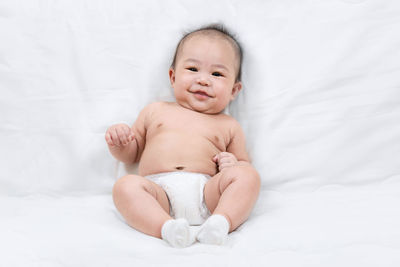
left=169, top=34, right=242, bottom=114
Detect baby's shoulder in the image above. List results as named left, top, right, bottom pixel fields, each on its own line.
left=214, top=113, right=242, bottom=132
left=144, top=101, right=167, bottom=109
left=141, top=101, right=172, bottom=115
left=216, top=113, right=239, bottom=124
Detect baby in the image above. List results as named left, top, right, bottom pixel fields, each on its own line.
left=105, top=24, right=260, bottom=248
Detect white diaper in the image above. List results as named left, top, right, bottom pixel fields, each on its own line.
left=146, top=171, right=211, bottom=225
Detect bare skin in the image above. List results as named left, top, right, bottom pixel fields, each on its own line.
left=106, top=33, right=260, bottom=239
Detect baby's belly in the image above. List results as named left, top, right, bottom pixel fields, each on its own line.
left=138, top=133, right=219, bottom=177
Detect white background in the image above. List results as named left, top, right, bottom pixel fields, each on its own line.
left=1, top=0, right=400, bottom=266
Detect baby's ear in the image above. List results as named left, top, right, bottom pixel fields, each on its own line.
left=230, top=81, right=242, bottom=100
left=169, top=68, right=176, bottom=85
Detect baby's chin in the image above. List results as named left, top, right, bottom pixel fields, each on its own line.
left=177, top=101, right=225, bottom=114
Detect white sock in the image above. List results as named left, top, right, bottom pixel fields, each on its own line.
left=161, top=218, right=196, bottom=248
left=197, top=214, right=230, bottom=245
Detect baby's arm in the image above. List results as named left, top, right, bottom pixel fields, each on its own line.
left=105, top=104, right=150, bottom=164
left=213, top=120, right=250, bottom=171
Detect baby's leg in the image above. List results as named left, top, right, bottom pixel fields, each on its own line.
left=200, top=164, right=260, bottom=244
left=113, top=175, right=196, bottom=247
left=112, top=175, right=172, bottom=238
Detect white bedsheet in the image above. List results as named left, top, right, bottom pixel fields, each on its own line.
left=1, top=0, right=400, bottom=266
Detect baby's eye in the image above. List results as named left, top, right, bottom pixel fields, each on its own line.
left=187, top=67, right=198, bottom=72
left=212, top=72, right=223, bottom=77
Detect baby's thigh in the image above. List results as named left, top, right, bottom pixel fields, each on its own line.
left=203, top=165, right=260, bottom=213
left=112, top=174, right=170, bottom=214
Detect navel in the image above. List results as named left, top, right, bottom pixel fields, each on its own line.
left=175, top=166, right=185, bottom=171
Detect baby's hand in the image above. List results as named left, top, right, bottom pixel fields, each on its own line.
left=213, top=152, right=238, bottom=172
left=105, top=123, right=135, bottom=147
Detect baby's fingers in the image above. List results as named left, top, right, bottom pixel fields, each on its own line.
left=218, top=162, right=235, bottom=171
left=105, top=132, right=114, bottom=146
left=218, top=157, right=233, bottom=164
left=213, top=155, right=218, bottom=162
left=219, top=152, right=232, bottom=157
left=116, top=127, right=128, bottom=145
left=110, top=128, right=121, bottom=146
left=214, top=153, right=230, bottom=163
left=123, top=126, right=135, bottom=144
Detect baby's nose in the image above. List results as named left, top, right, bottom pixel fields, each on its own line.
left=196, top=76, right=210, bottom=86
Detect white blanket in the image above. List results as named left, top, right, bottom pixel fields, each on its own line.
left=1, top=0, right=400, bottom=266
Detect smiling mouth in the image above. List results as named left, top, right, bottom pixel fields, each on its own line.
left=194, top=91, right=209, bottom=97
left=191, top=91, right=211, bottom=100
left=190, top=89, right=213, bottom=98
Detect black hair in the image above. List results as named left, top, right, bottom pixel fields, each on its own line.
left=170, top=23, right=243, bottom=82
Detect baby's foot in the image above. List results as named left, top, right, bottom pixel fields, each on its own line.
left=161, top=218, right=196, bottom=248
left=197, top=214, right=230, bottom=245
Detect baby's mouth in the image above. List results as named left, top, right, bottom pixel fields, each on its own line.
left=190, top=89, right=213, bottom=98
left=192, top=90, right=211, bottom=100
left=194, top=91, right=209, bottom=97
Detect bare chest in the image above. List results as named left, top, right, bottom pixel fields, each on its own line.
left=147, top=107, right=231, bottom=151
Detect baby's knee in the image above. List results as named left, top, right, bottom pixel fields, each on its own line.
left=221, top=164, right=261, bottom=190
left=112, top=175, right=148, bottom=197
